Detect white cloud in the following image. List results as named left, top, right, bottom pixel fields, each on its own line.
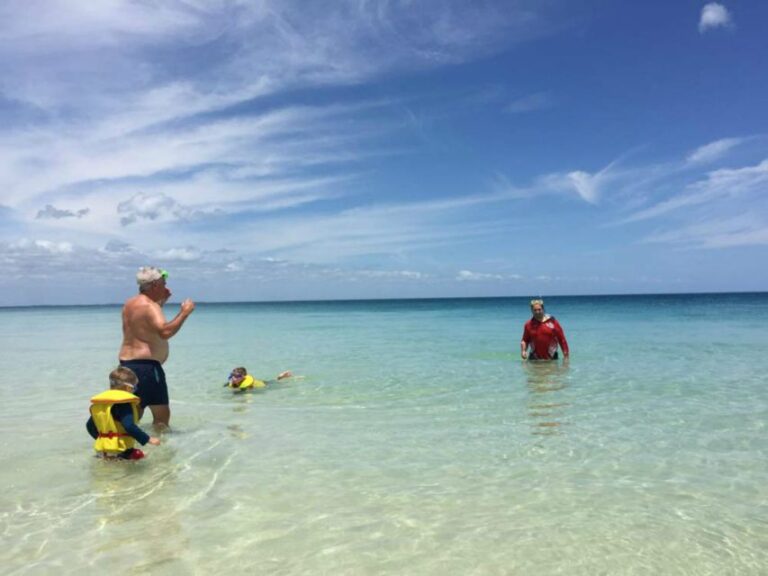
left=1, top=102, right=376, bottom=208
left=686, top=137, right=743, bottom=164
left=624, top=158, right=768, bottom=224
left=6, top=3, right=764, bottom=302
left=357, top=270, right=427, bottom=280
left=154, top=247, right=202, bottom=262
left=0, top=0, right=559, bottom=224
left=9, top=238, right=73, bottom=254
left=620, top=155, right=768, bottom=249
left=489, top=158, right=624, bottom=206
left=0, top=1, right=550, bottom=122
left=102, top=239, right=134, bottom=254
left=689, top=158, right=768, bottom=197
left=699, top=3, right=733, bottom=33
left=36, top=204, right=89, bottom=219
left=117, top=193, right=189, bottom=226
left=0, top=238, right=145, bottom=285
left=566, top=171, right=601, bottom=204
left=457, top=270, right=504, bottom=281
left=619, top=190, right=708, bottom=224
left=0, top=1, right=570, bottom=293
left=528, top=159, right=620, bottom=205
left=643, top=215, right=768, bottom=248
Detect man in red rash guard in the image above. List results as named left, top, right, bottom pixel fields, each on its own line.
left=520, top=299, right=569, bottom=361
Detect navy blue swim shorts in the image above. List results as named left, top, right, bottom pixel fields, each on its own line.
left=119, top=359, right=169, bottom=407
left=528, top=351, right=559, bottom=360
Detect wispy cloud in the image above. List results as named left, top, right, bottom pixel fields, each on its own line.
left=643, top=214, right=768, bottom=248
left=0, top=0, right=564, bottom=266
left=9, top=238, right=73, bottom=254
left=614, top=155, right=768, bottom=248
left=154, top=247, right=203, bottom=262
left=457, top=270, right=505, bottom=281
left=0, top=1, right=550, bottom=126
left=354, top=269, right=428, bottom=281
left=623, top=158, right=768, bottom=224
left=1, top=102, right=387, bottom=207
left=563, top=171, right=603, bottom=204
left=1, top=1, right=763, bottom=304
left=525, top=159, right=622, bottom=205
left=699, top=3, right=733, bottom=33
left=686, top=137, right=743, bottom=164
left=0, top=235, right=435, bottom=296
left=695, top=158, right=768, bottom=194
left=117, top=193, right=186, bottom=226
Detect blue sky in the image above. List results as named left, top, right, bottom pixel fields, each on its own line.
left=1, top=1, right=767, bottom=305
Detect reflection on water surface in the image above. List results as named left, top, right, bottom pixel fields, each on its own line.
left=523, top=360, right=571, bottom=435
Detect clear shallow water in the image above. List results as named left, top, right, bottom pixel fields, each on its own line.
left=1, top=294, right=767, bottom=575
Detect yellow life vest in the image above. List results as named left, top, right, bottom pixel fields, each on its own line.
left=230, top=374, right=266, bottom=390
left=90, top=389, right=140, bottom=455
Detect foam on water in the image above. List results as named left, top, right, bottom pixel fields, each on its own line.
left=1, top=295, right=767, bottom=574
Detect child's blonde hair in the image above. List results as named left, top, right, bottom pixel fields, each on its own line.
left=109, top=366, right=138, bottom=389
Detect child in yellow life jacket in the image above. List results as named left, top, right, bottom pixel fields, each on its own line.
left=86, top=366, right=161, bottom=460
left=226, top=366, right=293, bottom=392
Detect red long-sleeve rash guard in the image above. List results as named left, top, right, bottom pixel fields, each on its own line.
left=522, top=316, right=569, bottom=359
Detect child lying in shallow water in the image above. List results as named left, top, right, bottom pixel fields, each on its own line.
left=225, top=366, right=292, bottom=392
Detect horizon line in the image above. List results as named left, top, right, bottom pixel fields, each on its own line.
left=2, top=289, right=766, bottom=310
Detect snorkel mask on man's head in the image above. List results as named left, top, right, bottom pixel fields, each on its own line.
left=137, top=266, right=169, bottom=287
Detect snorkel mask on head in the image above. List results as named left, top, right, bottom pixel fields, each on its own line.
left=137, top=266, right=169, bottom=287
left=229, top=368, right=247, bottom=381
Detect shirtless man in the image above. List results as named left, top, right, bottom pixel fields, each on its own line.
left=119, top=267, right=195, bottom=429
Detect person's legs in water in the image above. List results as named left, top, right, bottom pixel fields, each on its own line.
left=119, top=359, right=170, bottom=429
left=148, top=405, right=170, bottom=431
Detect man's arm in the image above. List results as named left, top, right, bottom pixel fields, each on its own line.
left=150, top=299, right=195, bottom=340
left=520, top=324, right=530, bottom=359
left=553, top=319, right=569, bottom=357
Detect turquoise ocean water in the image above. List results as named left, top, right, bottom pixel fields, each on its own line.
left=1, top=294, right=767, bottom=575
